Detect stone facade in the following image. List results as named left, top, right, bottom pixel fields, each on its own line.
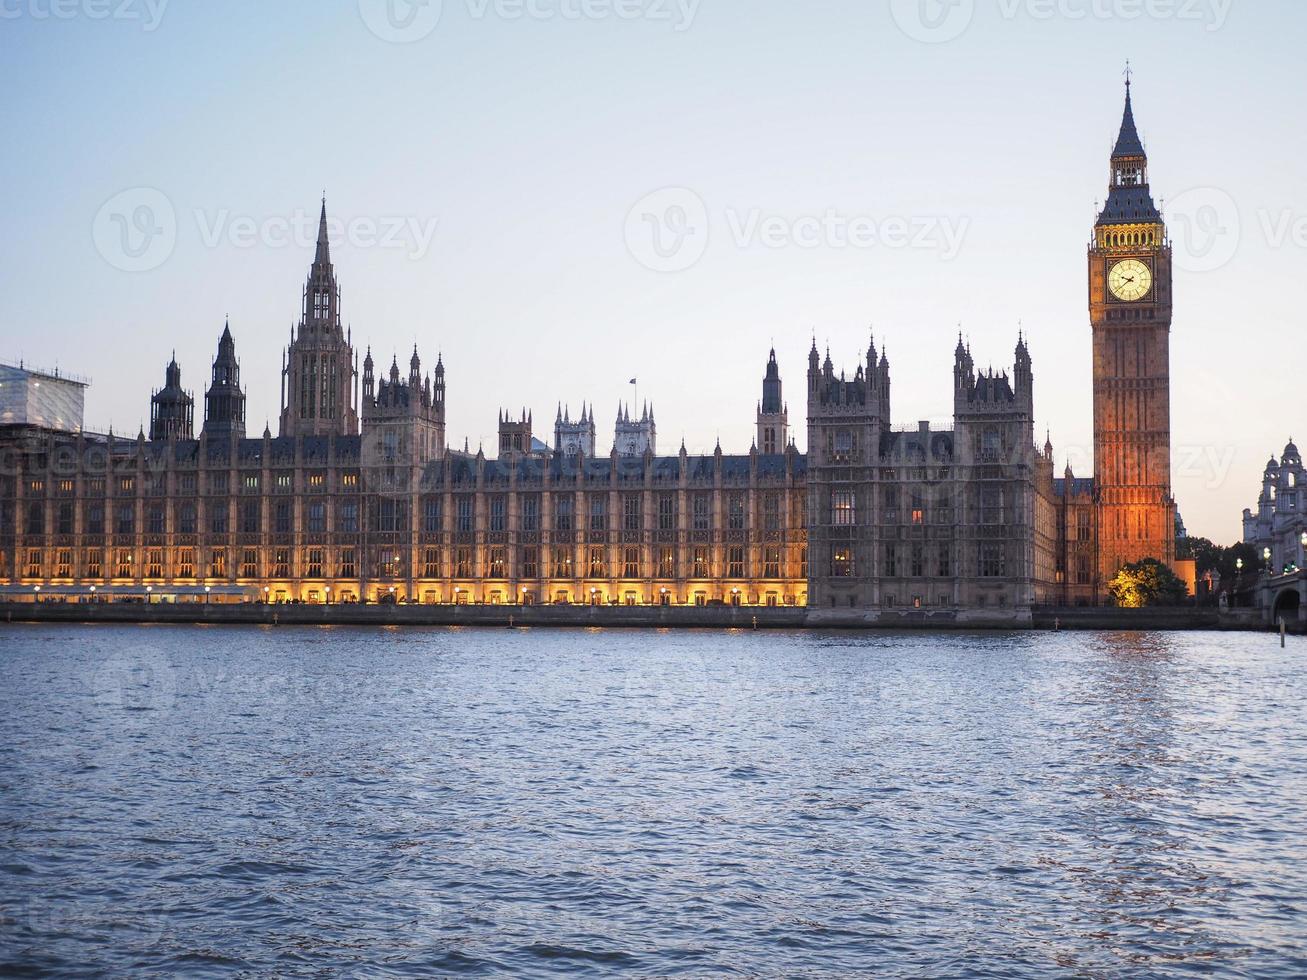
left=0, top=85, right=1186, bottom=609
left=804, top=334, right=1059, bottom=623
left=1244, top=441, right=1307, bottom=624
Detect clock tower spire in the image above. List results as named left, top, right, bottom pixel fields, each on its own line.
left=1089, top=76, right=1176, bottom=591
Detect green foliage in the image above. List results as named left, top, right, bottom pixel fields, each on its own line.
left=1182, top=537, right=1260, bottom=584
left=1108, top=558, right=1189, bottom=608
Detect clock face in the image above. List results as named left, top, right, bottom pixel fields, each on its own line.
left=1108, top=259, right=1153, bottom=302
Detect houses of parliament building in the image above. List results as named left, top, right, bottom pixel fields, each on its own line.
left=0, top=84, right=1177, bottom=618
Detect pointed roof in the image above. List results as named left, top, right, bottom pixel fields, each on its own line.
left=1112, top=84, right=1146, bottom=159
left=314, top=196, right=332, bottom=266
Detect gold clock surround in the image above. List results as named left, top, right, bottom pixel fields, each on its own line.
left=1108, top=258, right=1153, bottom=302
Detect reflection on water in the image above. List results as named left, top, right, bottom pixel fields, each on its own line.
left=1, top=625, right=1305, bottom=977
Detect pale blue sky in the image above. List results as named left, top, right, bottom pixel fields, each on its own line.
left=1, top=0, right=1302, bottom=542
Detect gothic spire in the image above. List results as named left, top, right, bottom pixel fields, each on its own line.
left=315, top=195, right=332, bottom=268
left=1112, top=78, right=1146, bottom=160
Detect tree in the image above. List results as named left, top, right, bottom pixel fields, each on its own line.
left=1108, top=558, right=1189, bottom=608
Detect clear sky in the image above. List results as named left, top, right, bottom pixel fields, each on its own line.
left=1, top=0, right=1301, bottom=543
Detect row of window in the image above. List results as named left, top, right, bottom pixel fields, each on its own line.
left=830, top=543, right=1006, bottom=578
left=16, top=544, right=803, bottom=582
left=17, top=499, right=353, bottom=536
left=22, top=472, right=360, bottom=497
left=829, top=489, right=1009, bottom=526
left=12, top=492, right=794, bottom=537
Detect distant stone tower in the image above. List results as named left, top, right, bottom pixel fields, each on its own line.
left=952, top=332, right=1035, bottom=452
left=1089, top=79, right=1176, bottom=581
left=756, top=348, right=788, bottom=454
left=498, top=409, right=534, bottom=459
left=149, top=354, right=194, bottom=441
left=554, top=404, right=596, bottom=457
left=360, top=346, right=446, bottom=478
left=280, top=198, right=359, bottom=438
left=202, top=321, right=246, bottom=439
left=614, top=403, right=655, bottom=456
left=805, top=335, right=890, bottom=609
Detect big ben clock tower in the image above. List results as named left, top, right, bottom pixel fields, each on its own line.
left=1089, top=78, right=1176, bottom=587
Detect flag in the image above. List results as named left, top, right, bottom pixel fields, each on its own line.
left=629, top=378, right=637, bottom=385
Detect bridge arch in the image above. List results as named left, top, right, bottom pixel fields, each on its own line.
left=1272, top=587, right=1302, bottom=626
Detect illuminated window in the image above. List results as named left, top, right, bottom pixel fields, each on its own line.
left=552, top=547, right=571, bottom=578
left=832, top=491, right=855, bottom=526
left=831, top=548, right=854, bottom=578
left=658, top=546, right=674, bottom=578
left=693, top=546, right=709, bottom=578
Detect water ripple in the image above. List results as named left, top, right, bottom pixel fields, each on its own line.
left=1, top=625, right=1306, bottom=976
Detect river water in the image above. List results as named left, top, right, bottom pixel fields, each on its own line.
left=1, top=625, right=1304, bottom=977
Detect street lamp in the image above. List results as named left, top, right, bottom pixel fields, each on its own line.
left=204, top=585, right=211, bottom=604
left=324, top=586, right=331, bottom=605
left=263, top=586, right=270, bottom=603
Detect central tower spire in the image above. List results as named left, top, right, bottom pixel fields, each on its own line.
left=279, top=196, right=359, bottom=437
